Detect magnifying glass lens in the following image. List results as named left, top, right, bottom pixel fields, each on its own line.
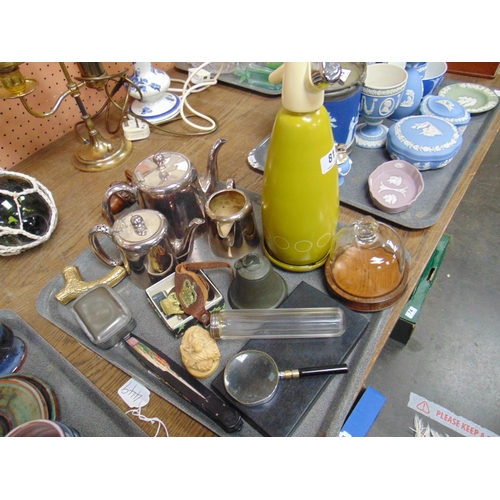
left=224, top=350, right=279, bottom=406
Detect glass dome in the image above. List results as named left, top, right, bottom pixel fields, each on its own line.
left=325, top=216, right=409, bottom=311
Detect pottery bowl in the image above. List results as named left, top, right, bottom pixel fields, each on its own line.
left=6, top=419, right=80, bottom=437
left=422, top=62, right=448, bottom=96
left=369, top=160, right=424, bottom=213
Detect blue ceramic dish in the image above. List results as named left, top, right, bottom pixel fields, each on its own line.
left=386, top=115, right=463, bottom=170
left=0, top=336, right=27, bottom=375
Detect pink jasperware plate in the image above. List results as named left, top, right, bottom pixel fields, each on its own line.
left=368, top=160, right=424, bottom=214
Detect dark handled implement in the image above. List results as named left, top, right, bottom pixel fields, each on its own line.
left=124, top=334, right=243, bottom=434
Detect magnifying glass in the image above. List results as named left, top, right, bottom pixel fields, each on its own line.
left=223, top=350, right=348, bottom=406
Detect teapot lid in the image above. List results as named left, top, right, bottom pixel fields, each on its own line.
left=112, top=209, right=167, bottom=250
left=133, top=152, right=193, bottom=191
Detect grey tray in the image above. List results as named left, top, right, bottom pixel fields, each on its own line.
left=174, top=63, right=282, bottom=96
left=36, top=188, right=392, bottom=437
left=0, top=310, right=146, bottom=437
left=248, top=80, right=500, bottom=229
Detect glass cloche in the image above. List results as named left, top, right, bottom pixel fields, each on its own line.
left=325, top=216, right=409, bottom=311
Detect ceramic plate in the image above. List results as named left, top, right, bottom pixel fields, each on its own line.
left=369, top=160, right=424, bottom=213
left=438, top=83, right=499, bottom=114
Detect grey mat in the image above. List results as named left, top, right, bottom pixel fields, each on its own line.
left=36, top=190, right=391, bottom=437
left=0, top=310, right=146, bottom=437
left=248, top=79, right=500, bottom=229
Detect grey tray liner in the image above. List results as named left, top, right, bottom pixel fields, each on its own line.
left=36, top=190, right=390, bottom=437
left=0, top=310, right=146, bottom=437
left=248, top=80, right=500, bottom=229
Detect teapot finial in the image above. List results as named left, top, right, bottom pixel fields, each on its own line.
left=153, top=153, right=176, bottom=180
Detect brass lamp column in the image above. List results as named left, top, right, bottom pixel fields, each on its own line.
left=0, top=62, right=132, bottom=172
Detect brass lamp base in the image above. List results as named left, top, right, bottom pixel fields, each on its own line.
left=72, top=133, right=133, bottom=172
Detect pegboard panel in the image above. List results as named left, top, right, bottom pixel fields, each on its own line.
left=0, top=62, right=174, bottom=169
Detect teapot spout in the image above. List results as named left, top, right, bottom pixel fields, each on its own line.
left=173, top=217, right=205, bottom=262
left=200, top=138, right=226, bottom=196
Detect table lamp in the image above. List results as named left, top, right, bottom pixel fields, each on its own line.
left=0, top=62, right=132, bottom=172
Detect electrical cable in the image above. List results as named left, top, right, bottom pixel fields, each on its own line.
left=75, top=63, right=224, bottom=139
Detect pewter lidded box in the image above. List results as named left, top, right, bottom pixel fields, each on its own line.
left=386, top=115, right=463, bottom=170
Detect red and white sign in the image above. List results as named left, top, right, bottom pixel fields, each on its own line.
left=408, top=392, right=498, bottom=437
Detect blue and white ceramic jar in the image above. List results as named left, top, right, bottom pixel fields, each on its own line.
left=386, top=115, right=463, bottom=170
left=391, top=62, right=426, bottom=120
left=419, top=95, right=470, bottom=135
left=323, top=62, right=367, bottom=153
left=129, top=62, right=171, bottom=103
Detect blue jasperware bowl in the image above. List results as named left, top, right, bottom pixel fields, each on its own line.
left=386, top=115, right=463, bottom=170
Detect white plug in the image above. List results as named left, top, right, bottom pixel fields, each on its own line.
left=123, top=115, right=150, bottom=141
left=188, top=67, right=211, bottom=85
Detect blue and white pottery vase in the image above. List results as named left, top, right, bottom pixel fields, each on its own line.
left=391, top=62, right=426, bottom=120
left=129, top=63, right=180, bottom=123
left=386, top=115, right=463, bottom=170
left=129, top=62, right=171, bottom=103
left=323, top=62, right=367, bottom=152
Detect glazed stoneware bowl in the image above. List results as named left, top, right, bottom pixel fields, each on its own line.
left=422, top=62, right=448, bottom=96
left=0, top=376, right=50, bottom=436
left=355, top=63, right=408, bottom=149
left=369, top=160, right=424, bottom=213
left=6, top=419, right=81, bottom=437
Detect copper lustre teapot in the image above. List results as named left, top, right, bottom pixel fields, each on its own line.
left=101, top=138, right=226, bottom=241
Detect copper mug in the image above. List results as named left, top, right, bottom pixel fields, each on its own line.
left=205, top=179, right=260, bottom=259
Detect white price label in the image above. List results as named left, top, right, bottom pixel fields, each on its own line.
left=320, top=147, right=336, bottom=175
left=118, top=378, right=151, bottom=408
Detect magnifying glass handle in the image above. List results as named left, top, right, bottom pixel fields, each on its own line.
left=279, top=363, right=348, bottom=379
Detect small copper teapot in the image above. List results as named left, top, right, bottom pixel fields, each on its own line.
left=101, top=138, right=226, bottom=241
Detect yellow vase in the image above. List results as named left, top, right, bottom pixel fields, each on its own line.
left=262, top=104, right=339, bottom=272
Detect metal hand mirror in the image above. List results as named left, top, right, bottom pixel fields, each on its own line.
left=223, top=350, right=348, bottom=406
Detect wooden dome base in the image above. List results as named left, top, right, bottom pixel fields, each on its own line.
left=324, top=258, right=410, bottom=312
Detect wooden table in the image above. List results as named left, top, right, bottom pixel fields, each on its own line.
left=2, top=69, right=499, bottom=437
